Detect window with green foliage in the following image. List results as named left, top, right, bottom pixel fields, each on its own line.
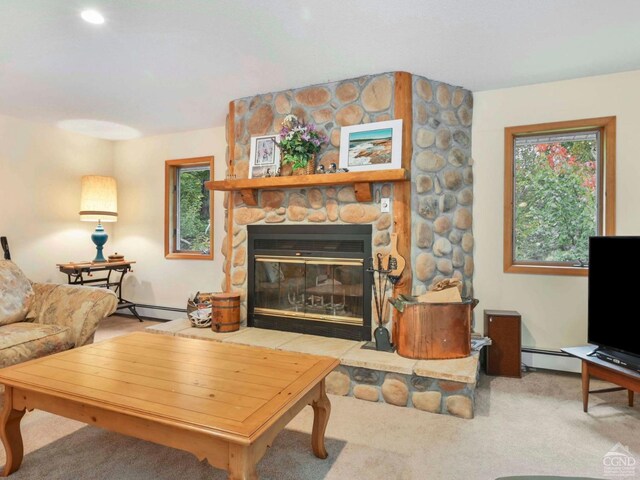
left=177, top=166, right=210, bottom=252
left=504, top=117, right=615, bottom=276
left=165, top=157, right=214, bottom=260
left=514, top=132, right=598, bottom=263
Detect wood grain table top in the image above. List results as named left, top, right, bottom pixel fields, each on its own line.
left=56, top=260, right=135, bottom=270
left=0, top=332, right=339, bottom=444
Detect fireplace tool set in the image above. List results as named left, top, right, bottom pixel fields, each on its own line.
left=367, top=253, right=401, bottom=352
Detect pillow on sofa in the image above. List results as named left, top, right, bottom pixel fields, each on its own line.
left=0, top=260, right=34, bottom=326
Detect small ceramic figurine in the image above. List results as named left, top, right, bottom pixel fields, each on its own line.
left=328, top=162, right=337, bottom=173
left=316, top=164, right=325, bottom=174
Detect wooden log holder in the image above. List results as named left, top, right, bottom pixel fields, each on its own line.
left=395, top=299, right=478, bottom=360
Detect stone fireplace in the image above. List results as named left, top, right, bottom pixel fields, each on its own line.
left=247, top=225, right=372, bottom=341
left=214, top=71, right=474, bottom=341
left=200, top=73, right=478, bottom=417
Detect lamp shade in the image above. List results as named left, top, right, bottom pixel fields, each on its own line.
left=79, top=175, right=118, bottom=222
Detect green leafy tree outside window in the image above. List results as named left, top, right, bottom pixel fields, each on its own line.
left=178, top=168, right=210, bottom=254
left=514, top=137, right=597, bottom=264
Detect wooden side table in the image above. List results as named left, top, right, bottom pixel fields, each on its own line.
left=56, top=260, right=142, bottom=321
left=562, top=345, right=638, bottom=412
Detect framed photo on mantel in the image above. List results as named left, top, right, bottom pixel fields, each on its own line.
left=338, top=119, right=402, bottom=172
left=249, top=134, right=280, bottom=178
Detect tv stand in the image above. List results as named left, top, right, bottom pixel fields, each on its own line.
left=563, top=346, right=639, bottom=412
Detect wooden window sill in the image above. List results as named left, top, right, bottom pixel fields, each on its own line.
left=165, top=252, right=213, bottom=261
left=504, top=264, right=588, bottom=277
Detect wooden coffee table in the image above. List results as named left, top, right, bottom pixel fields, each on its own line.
left=0, top=332, right=339, bottom=479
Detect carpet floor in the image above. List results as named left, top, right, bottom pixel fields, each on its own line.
left=1, top=316, right=639, bottom=480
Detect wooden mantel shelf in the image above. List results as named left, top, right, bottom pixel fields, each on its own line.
left=204, top=168, right=409, bottom=205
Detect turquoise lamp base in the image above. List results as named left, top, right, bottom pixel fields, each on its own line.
left=91, top=222, right=109, bottom=263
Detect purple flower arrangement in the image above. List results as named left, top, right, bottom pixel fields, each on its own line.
left=277, top=114, right=327, bottom=170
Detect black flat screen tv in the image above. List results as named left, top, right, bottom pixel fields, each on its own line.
left=588, top=236, right=640, bottom=371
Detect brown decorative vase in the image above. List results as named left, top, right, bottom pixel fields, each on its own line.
left=293, top=155, right=315, bottom=176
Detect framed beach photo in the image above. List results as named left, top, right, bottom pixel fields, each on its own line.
left=249, top=134, right=280, bottom=178
left=338, top=119, right=402, bottom=172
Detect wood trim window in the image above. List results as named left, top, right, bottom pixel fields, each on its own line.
left=504, top=117, right=616, bottom=276
left=165, top=156, right=214, bottom=260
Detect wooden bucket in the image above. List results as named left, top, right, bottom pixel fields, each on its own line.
left=395, top=299, right=478, bottom=360
left=211, top=292, right=241, bottom=333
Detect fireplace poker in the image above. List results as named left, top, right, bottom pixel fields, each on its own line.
left=369, top=258, right=382, bottom=324
left=380, top=254, right=390, bottom=326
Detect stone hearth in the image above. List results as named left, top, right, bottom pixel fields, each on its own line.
left=147, top=319, right=480, bottom=419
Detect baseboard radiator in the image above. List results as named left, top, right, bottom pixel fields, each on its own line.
left=521, top=347, right=580, bottom=373
left=116, top=303, right=186, bottom=322
left=521, top=347, right=571, bottom=357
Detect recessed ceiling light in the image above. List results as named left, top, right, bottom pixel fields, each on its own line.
left=81, top=9, right=105, bottom=25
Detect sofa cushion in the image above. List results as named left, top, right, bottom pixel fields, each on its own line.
left=35, top=283, right=117, bottom=347
left=0, top=260, right=34, bottom=326
left=0, top=322, right=74, bottom=368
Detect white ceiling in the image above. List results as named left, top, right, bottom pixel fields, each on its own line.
left=2, top=0, right=640, bottom=139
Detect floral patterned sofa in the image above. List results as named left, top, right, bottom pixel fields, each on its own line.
left=0, top=259, right=118, bottom=369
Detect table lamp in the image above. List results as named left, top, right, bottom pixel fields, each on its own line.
left=79, top=175, right=118, bottom=262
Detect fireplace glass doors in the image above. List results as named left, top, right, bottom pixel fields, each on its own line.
left=247, top=225, right=372, bottom=341
left=254, top=256, right=364, bottom=325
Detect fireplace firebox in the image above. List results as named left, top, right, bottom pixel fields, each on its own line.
left=247, top=225, right=372, bottom=341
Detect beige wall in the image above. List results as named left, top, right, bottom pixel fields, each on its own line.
left=473, top=69, right=640, bottom=350
left=0, top=114, right=227, bottom=319
left=0, top=114, right=114, bottom=282
left=112, top=127, right=226, bottom=319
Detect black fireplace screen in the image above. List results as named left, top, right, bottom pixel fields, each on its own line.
left=247, top=225, right=372, bottom=341
left=254, top=256, right=364, bottom=325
